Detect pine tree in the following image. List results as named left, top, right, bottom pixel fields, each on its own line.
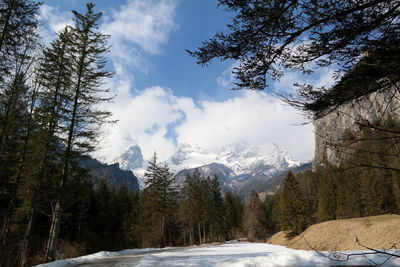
left=0, top=0, right=40, bottom=154
left=279, top=171, right=309, bottom=238
left=317, top=169, right=337, bottom=222
left=0, top=75, right=30, bottom=232
left=0, top=5, right=41, bottom=266
left=243, top=191, right=265, bottom=241
left=188, top=0, right=399, bottom=105
left=335, top=168, right=362, bottom=219
left=0, top=0, right=40, bottom=84
left=360, top=168, right=389, bottom=216
left=206, top=175, right=224, bottom=242
left=223, top=191, right=243, bottom=240
left=296, top=169, right=320, bottom=220
left=179, top=169, right=214, bottom=245
left=179, top=171, right=199, bottom=245
left=44, top=3, right=113, bottom=261
left=16, top=27, right=75, bottom=266
left=260, top=194, right=280, bottom=235
left=140, top=152, right=177, bottom=247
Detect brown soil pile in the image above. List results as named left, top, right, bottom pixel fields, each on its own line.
left=268, top=214, right=400, bottom=251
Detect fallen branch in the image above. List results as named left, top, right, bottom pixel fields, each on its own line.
left=303, top=236, right=400, bottom=266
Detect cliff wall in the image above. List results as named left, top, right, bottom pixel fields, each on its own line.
left=313, top=87, right=400, bottom=166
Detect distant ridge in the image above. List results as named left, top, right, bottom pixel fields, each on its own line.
left=81, top=158, right=139, bottom=192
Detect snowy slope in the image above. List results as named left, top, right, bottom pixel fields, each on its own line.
left=35, top=241, right=400, bottom=267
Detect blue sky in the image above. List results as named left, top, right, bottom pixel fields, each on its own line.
left=39, top=0, right=332, bottom=162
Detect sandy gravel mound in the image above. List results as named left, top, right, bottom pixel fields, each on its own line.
left=268, top=214, right=400, bottom=251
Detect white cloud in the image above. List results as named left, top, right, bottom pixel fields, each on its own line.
left=175, top=91, right=314, bottom=161
left=102, top=0, right=178, bottom=68
left=216, top=62, right=239, bottom=89
left=40, top=0, right=178, bottom=70
left=96, top=81, right=190, bottom=162
left=96, top=86, right=314, bottom=163
left=274, top=67, right=337, bottom=94
left=39, top=5, right=73, bottom=43
left=314, top=68, right=337, bottom=89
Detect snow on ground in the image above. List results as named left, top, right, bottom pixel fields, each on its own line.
left=34, top=247, right=169, bottom=267
left=36, top=241, right=400, bottom=267
left=135, top=242, right=400, bottom=267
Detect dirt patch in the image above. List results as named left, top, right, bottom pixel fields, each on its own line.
left=268, top=214, right=400, bottom=251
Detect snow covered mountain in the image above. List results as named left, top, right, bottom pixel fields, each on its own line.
left=119, top=145, right=145, bottom=170
left=116, top=141, right=304, bottom=195
left=168, top=141, right=299, bottom=175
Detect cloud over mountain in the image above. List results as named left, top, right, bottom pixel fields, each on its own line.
left=96, top=87, right=314, bottom=163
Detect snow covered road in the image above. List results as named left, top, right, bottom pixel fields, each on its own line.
left=36, top=241, right=400, bottom=267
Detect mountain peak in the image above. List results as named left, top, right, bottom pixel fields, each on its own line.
left=170, top=143, right=206, bottom=166
left=119, top=145, right=144, bottom=170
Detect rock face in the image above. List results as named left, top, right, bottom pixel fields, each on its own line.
left=313, top=88, right=400, bottom=167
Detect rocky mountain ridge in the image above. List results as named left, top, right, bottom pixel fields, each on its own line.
left=82, top=158, right=139, bottom=192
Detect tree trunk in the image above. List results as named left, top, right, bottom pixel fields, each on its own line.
left=189, top=223, right=193, bottom=245
left=45, top=201, right=61, bottom=262
left=0, top=216, right=10, bottom=246
left=203, top=222, right=206, bottom=244
left=198, top=223, right=201, bottom=245
left=161, top=216, right=165, bottom=247
left=19, top=207, right=34, bottom=267
left=210, top=224, right=213, bottom=242
left=44, top=29, right=86, bottom=262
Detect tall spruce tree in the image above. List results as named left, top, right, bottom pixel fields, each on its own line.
left=17, top=27, right=75, bottom=266
left=260, top=194, right=280, bottom=235
left=0, top=0, right=40, bottom=154
left=140, top=153, right=177, bottom=247
left=243, top=191, right=265, bottom=241
left=279, top=171, right=309, bottom=238
left=206, top=175, right=224, bottom=242
left=44, top=3, right=113, bottom=261
left=179, top=170, right=202, bottom=245
left=0, top=0, right=40, bottom=256
left=223, top=191, right=243, bottom=240
left=0, top=0, right=40, bottom=84
left=317, top=170, right=337, bottom=222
